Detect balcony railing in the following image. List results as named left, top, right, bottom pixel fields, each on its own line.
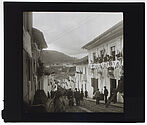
left=91, top=52, right=123, bottom=64
left=88, top=59, right=123, bottom=69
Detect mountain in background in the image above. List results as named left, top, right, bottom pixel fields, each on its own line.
left=41, top=50, right=78, bottom=65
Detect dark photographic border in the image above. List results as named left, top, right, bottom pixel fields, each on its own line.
left=3, top=2, right=145, bottom=122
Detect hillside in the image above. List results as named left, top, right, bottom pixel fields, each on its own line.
left=41, top=50, right=78, bottom=65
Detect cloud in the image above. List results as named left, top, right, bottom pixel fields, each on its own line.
left=33, top=12, right=123, bottom=58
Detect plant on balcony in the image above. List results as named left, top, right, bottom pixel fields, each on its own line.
left=104, top=56, right=107, bottom=62
left=116, top=52, right=120, bottom=57
left=104, top=54, right=110, bottom=62
left=90, top=60, right=94, bottom=64
left=96, top=57, right=99, bottom=63
left=109, top=56, right=114, bottom=61
left=98, top=57, right=103, bottom=63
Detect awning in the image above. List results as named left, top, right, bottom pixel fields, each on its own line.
left=32, top=28, right=47, bottom=49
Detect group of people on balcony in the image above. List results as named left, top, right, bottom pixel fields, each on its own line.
left=91, top=50, right=123, bottom=64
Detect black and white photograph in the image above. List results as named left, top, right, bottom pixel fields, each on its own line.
left=3, top=2, right=145, bottom=122
left=23, top=12, right=124, bottom=113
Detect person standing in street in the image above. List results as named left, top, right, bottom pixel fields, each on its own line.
left=111, top=88, right=117, bottom=104
left=50, top=90, right=54, bottom=99
left=74, top=88, right=78, bottom=106
left=104, top=86, right=108, bottom=104
left=94, top=89, right=100, bottom=105
left=80, top=89, right=84, bottom=106
left=80, top=89, right=84, bottom=101
left=48, top=91, right=50, bottom=99
left=74, top=88, right=81, bottom=106
left=67, top=88, right=74, bottom=106
left=85, top=90, right=88, bottom=98
left=77, top=89, right=81, bottom=106
left=53, top=87, right=66, bottom=112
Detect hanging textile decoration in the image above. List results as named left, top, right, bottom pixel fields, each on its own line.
left=97, top=66, right=102, bottom=76
left=102, top=68, right=107, bottom=78
left=88, top=60, right=122, bottom=69
left=114, top=67, right=120, bottom=79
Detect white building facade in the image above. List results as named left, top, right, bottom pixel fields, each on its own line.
left=43, top=75, right=57, bottom=96
left=75, top=57, right=94, bottom=98
left=82, top=21, right=124, bottom=103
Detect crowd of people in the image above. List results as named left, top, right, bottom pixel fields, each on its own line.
left=93, top=86, right=108, bottom=105
left=46, top=86, right=89, bottom=112
left=46, top=85, right=117, bottom=112
left=67, top=88, right=87, bottom=106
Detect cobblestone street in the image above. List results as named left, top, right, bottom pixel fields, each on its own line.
left=80, top=99, right=123, bottom=112
left=65, top=105, right=87, bottom=112
left=51, top=98, right=124, bottom=112
left=64, top=100, right=123, bottom=112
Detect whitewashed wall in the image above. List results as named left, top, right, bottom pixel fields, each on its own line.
left=86, top=35, right=123, bottom=102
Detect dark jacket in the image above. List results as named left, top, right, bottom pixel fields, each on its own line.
left=104, top=89, right=108, bottom=96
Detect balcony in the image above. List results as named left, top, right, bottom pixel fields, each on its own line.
left=88, top=59, right=123, bottom=69
left=91, top=52, right=123, bottom=65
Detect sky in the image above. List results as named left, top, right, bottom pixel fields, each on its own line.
left=33, top=12, right=123, bottom=59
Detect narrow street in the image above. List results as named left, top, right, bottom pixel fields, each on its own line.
left=66, top=101, right=123, bottom=113
left=65, top=105, right=88, bottom=112
left=80, top=99, right=123, bottom=112
left=23, top=12, right=124, bottom=114
left=46, top=97, right=123, bottom=113
left=65, top=100, right=123, bottom=112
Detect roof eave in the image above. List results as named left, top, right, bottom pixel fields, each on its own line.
left=82, top=20, right=123, bottom=50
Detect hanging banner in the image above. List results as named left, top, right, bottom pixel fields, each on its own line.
left=102, top=68, right=107, bottom=78
left=114, top=68, right=120, bottom=79
left=88, top=60, right=123, bottom=69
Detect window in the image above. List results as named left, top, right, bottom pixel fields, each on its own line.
left=93, top=52, right=96, bottom=63
left=100, top=50, right=104, bottom=58
left=111, top=46, right=115, bottom=61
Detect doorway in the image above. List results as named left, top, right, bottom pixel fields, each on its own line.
left=110, top=79, right=117, bottom=102
left=91, top=78, right=98, bottom=94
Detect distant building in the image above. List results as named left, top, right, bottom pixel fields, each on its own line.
left=62, top=63, right=75, bottom=67
left=67, top=75, right=76, bottom=90
left=75, top=56, right=94, bottom=97
left=82, top=21, right=124, bottom=103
